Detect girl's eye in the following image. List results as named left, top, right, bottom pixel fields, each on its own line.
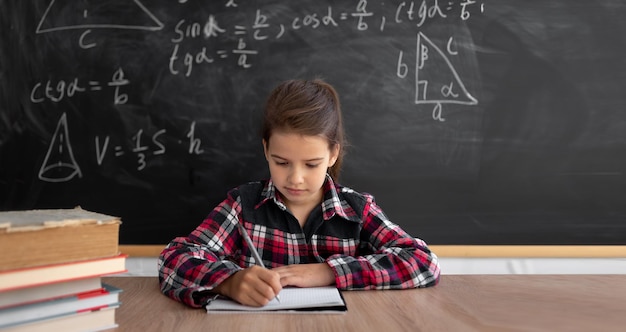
left=273, top=160, right=319, bottom=168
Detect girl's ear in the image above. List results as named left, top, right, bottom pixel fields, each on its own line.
left=262, top=139, right=269, bottom=160
left=329, top=144, right=340, bottom=167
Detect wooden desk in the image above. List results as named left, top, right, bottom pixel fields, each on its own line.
left=103, top=275, right=626, bottom=331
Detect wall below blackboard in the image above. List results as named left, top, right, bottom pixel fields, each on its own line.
left=124, top=257, right=626, bottom=275
left=2, top=1, right=625, bottom=245
left=119, top=245, right=626, bottom=275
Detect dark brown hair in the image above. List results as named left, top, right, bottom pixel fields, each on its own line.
left=261, top=79, right=346, bottom=180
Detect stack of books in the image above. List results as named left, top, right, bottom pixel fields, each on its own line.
left=0, top=207, right=126, bottom=332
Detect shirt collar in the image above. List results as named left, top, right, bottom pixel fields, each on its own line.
left=257, top=175, right=360, bottom=222
left=258, top=179, right=286, bottom=211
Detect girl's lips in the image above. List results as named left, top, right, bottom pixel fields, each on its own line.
left=285, top=188, right=305, bottom=196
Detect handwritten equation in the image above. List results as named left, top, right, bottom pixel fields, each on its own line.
left=169, top=0, right=484, bottom=74
left=39, top=113, right=203, bottom=182
left=35, top=0, right=484, bottom=118
left=30, top=68, right=130, bottom=105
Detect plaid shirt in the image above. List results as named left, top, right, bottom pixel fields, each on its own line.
left=158, top=176, right=440, bottom=307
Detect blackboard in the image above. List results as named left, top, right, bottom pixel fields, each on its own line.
left=2, top=0, right=625, bottom=245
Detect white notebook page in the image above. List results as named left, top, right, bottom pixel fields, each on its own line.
left=205, top=286, right=346, bottom=313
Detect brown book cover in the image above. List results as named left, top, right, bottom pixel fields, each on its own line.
left=0, top=207, right=121, bottom=272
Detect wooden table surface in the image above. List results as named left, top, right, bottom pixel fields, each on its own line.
left=103, top=275, right=626, bottom=332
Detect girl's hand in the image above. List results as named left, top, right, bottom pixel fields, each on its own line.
left=273, top=263, right=336, bottom=288
left=214, top=265, right=282, bottom=307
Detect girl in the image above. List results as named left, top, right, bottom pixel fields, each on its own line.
left=158, top=79, right=440, bottom=308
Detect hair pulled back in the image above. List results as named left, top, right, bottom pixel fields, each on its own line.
left=262, top=79, right=346, bottom=180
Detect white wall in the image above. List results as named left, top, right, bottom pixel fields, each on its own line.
left=121, top=257, right=626, bottom=276
left=440, top=257, right=626, bottom=274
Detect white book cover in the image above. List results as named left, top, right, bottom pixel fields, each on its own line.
left=0, top=283, right=121, bottom=328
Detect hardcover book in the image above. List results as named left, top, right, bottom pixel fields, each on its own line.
left=0, top=284, right=122, bottom=329
left=0, top=276, right=103, bottom=309
left=0, top=305, right=119, bottom=332
left=0, top=254, right=127, bottom=292
left=0, top=207, right=121, bottom=271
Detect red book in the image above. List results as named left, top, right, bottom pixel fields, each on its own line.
left=0, top=254, right=127, bottom=292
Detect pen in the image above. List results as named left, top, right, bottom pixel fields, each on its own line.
left=236, top=222, right=281, bottom=303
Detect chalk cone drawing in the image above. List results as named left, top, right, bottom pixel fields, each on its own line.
left=38, top=113, right=82, bottom=183
left=36, top=0, right=164, bottom=33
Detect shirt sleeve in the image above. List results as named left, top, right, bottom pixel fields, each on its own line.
left=326, top=194, right=441, bottom=290
left=157, top=190, right=243, bottom=308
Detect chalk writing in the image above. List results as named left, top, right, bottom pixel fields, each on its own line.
left=396, top=31, right=478, bottom=121
left=460, top=0, right=484, bottom=20
left=394, top=0, right=446, bottom=27
left=30, top=68, right=130, bottom=105
left=33, top=0, right=485, bottom=182
left=39, top=113, right=82, bottom=182
left=38, top=113, right=203, bottom=182
left=36, top=0, right=164, bottom=48
left=94, top=122, right=203, bottom=172
left=187, top=121, right=204, bottom=155
left=161, top=0, right=484, bottom=122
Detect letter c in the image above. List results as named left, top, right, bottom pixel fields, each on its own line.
left=79, top=30, right=97, bottom=49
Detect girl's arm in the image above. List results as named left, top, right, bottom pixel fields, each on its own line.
left=327, top=194, right=441, bottom=290
left=157, top=192, right=243, bottom=308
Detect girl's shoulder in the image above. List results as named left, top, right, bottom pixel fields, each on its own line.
left=333, top=182, right=377, bottom=210
left=228, top=180, right=267, bottom=199
left=334, top=181, right=374, bottom=199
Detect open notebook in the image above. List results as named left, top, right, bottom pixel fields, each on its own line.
left=205, top=286, right=347, bottom=313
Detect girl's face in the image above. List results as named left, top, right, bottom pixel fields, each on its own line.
left=263, top=131, right=339, bottom=211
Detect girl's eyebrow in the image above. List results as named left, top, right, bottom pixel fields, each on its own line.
left=270, top=154, right=324, bottom=162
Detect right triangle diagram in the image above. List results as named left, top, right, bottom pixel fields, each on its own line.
left=415, top=32, right=478, bottom=106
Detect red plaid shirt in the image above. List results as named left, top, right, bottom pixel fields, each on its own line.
left=158, top=176, right=440, bottom=307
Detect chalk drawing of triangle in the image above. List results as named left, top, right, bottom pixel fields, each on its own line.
left=415, top=32, right=478, bottom=105
left=38, top=113, right=82, bottom=183
left=36, top=0, right=164, bottom=33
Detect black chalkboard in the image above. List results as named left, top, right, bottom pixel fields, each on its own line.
left=2, top=0, right=625, bottom=245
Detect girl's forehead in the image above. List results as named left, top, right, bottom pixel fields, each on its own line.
left=270, top=131, right=328, bottom=145
left=267, top=132, right=331, bottom=156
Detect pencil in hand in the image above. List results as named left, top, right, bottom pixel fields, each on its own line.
left=236, top=222, right=282, bottom=303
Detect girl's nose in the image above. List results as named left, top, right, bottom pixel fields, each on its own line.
left=288, top=166, right=304, bottom=184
